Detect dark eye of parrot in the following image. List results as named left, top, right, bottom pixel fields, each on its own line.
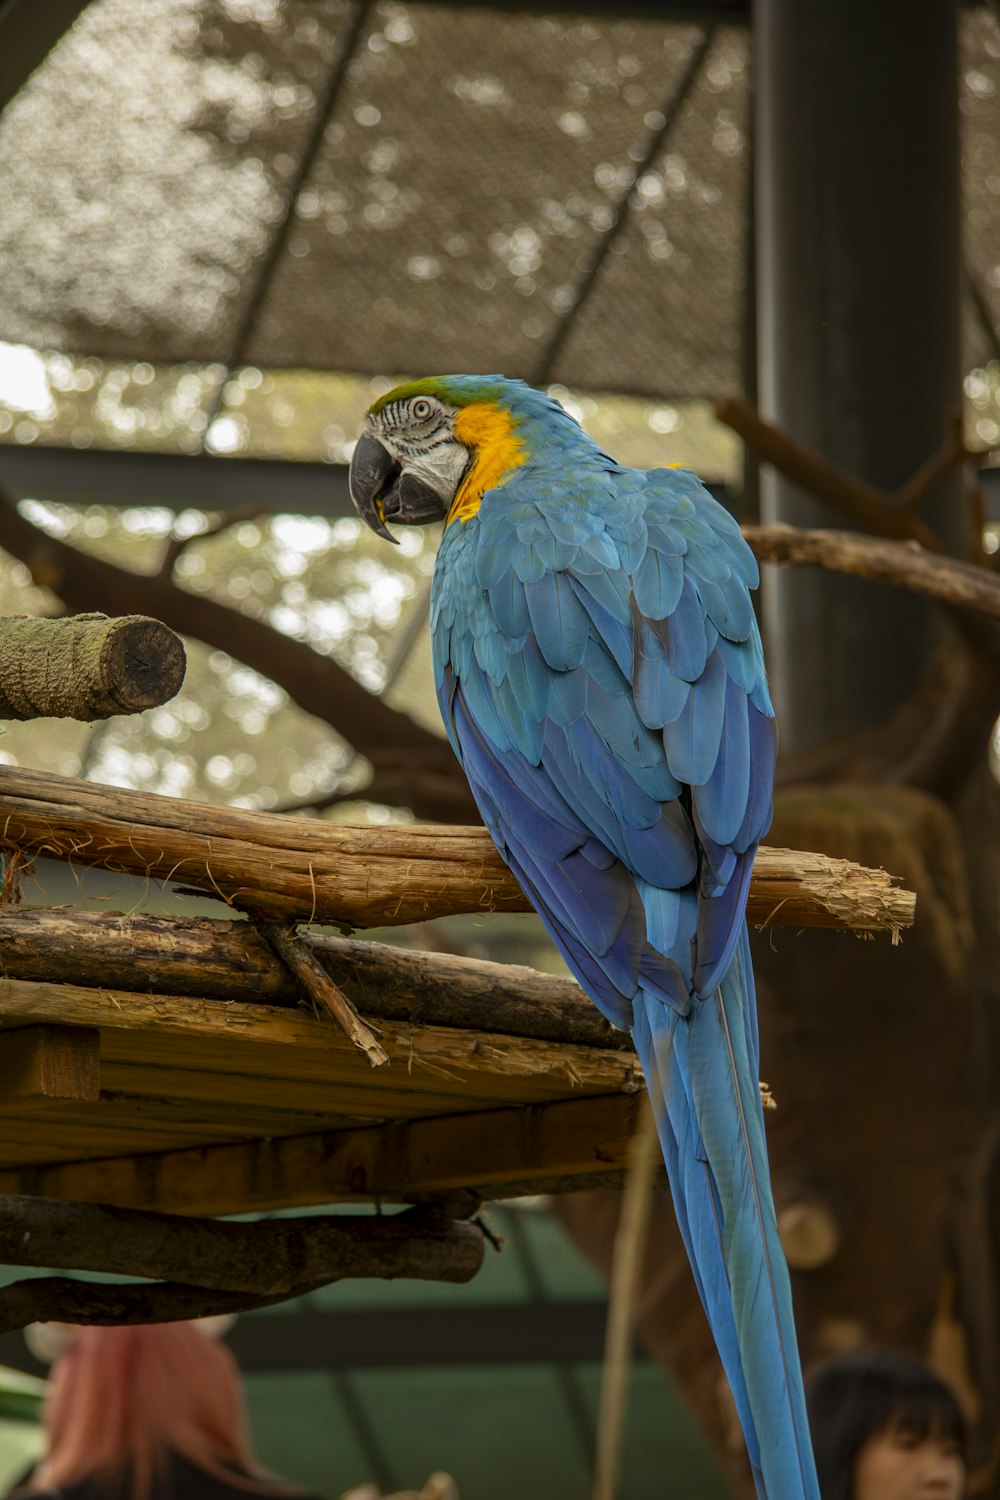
left=411, top=398, right=433, bottom=421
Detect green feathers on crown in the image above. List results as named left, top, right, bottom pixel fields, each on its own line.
left=368, top=374, right=525, bottom=416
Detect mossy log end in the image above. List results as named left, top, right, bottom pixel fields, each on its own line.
left=0, top=614, right=185, bottom=720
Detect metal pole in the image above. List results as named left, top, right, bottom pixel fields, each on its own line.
left=754, top=0, right=963, bottom=753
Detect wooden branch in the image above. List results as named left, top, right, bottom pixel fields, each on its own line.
left=0, top=613, right=185, bottom=720
left=716, top=395, right=943, bottom=550
left=0, top=908, right=625, bottom=1051
left=256, top=920, right=389, bottom=1069
left=0, top=763, right=915, bottom=934
left=744, top=524, right=1000, bottom=620
left=0, top=1196, right=484, bottom=1297
left=889, top=408, right=967, bottom=517
left=0, top=1276, right=313, bottom=1332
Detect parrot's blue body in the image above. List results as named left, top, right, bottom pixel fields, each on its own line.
left=352, top=375, right=818, bottom=1499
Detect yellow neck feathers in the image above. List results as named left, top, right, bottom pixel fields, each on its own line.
left=448, top=403, right=526, bottom=525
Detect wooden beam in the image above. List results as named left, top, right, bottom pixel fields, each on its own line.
left=0, top=762, right=916, bottom=934
left=0, top=1093, right=648, bottom=1214
left=0, top=977, right=637, bottom=1101
left=0, top=1024, right=99, bottom=1102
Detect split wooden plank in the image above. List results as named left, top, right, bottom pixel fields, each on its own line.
left=0, top=1093, right=648, bottom=1215
left=0, top=1024, right=100, bottom=1101
left=0, top=762, right=915, bottom=934
left=0, top=978, right=642, bottom=1111
left=0, top=1096, right=360, bottom=1151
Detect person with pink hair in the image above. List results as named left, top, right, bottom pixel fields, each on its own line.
left=9, top=1322, right=319, bottom=1500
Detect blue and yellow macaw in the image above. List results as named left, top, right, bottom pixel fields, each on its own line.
left=350, top=375, right=818, bottom=1499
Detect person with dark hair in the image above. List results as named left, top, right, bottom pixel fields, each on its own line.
left=805, top=1350, right=967, bottom=1500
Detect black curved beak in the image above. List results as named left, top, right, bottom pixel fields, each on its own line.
left=349, top=433, right=399, bottom=542
left=349, top=433, right=450, bottom=542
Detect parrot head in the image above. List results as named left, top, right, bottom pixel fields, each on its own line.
left=350, top=374, right=555, bottom=541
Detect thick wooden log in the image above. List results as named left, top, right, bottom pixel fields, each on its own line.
left=0, top=763, right=915, bottom=934
left=0, top=1094, right=648, bottom=1215
left=0, top=1196, right=484, bottom=1297
left=0, top=908, right=626, bottom=1051
left=0, top=614, right=185, bottom=719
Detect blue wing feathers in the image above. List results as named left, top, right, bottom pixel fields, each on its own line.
left=664, top=646, right=729, bottom=787
left=663, top=577, right=710, bottom=681
left=695, top=671, right=752, bottom=848
left=525, top=572, right=591, bottom=670
left=633, top=546, right=685, bottom=618
left=434, top=447, right=817, bottom=1499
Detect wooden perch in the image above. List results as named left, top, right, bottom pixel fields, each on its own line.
left=0, top=1197, right=484, bottom=1329
left=0, top=763, right=915, bottom=935
left=0, top=614, right=185, bottom=720
left=0, top=1195, right=484, bottom=1301
left=0, top=1276, right=308, bottom=1331
left=745, top=525, right=1000, bottom=621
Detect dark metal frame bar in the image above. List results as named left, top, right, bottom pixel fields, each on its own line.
left=0, top=0, right=94, bottom=114
left=200, top=0, right=373, bottom=436
left=0, top=442, right=738, bottom=515
left=531, top=28, right=714, bottom=385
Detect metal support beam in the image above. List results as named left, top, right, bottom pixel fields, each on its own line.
left=754, top=0, right=964, bottom=753
left=0, top=1300, right=637, bottom=1378
left=0, top=442, right=735, bottom=517
left=0, top=444, right=355, bottom=516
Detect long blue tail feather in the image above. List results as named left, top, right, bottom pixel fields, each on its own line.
left=631, top=925, right=819, bottom=1500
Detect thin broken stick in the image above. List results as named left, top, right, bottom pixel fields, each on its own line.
left=256, top=919, right=389, bottom=1068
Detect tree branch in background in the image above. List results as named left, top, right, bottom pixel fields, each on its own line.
left=0, top=613, right=185, bottom=719
left=744, top=525, right=1000, bottom=621
left=888, top=408, right=969, bottom=520
left=0, top=488, right=478, bottom=823
left=719, top=398, right=1000, bottom=798
left=156, top=505, right=265, bottom=580
left=715, top=395, right=944, bottom=550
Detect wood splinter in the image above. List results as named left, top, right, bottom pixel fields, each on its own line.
left=255, top=919, right=389, bottom=1068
